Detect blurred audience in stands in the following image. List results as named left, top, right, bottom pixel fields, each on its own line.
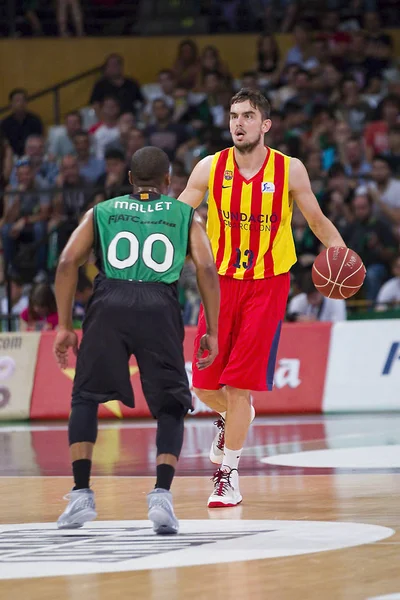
left=1, top=89, right=43, bottom=157
left=20, top=282, right=58, bottom=330
left=287, top=270, right=347, bottom=322
left=90, top=54, right=143, bottom=117
left=48, top=111, right=83, bottom=159
left=376, top=254, right=400, bottom=311
left=0, top=11, right=400, bottom=323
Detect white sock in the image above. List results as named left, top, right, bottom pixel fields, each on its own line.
left=222, top=447, right=242, bottom=471
left=219, top=411, right=226, bottom=420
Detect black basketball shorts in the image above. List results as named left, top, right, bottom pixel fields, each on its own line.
left=72, top=276, right=193, bottom=417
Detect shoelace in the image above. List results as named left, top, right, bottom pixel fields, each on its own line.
left=150, top=497, right=170, bottom=509
left=211, top=469, right=232, bottom=497
left=63, top=492, right=93, bottom=509
left=214, top=418, right=225, bottom=451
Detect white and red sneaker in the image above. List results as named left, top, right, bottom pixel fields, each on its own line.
left=209, top=406, right=256, bottom=465
left=207, top=468, right=242, bottom=508
left=209, top=418, right=225, bottom=464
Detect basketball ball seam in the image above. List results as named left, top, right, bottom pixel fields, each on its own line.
left=328, top=248, right=349, bottom=298
left=314, top=282, right=362, bottom=290
left=338, top=262, right=366, bottom=292
left=313, top=248, right=366, bottom=300
left=313, top=265, right=334, bottom=287
left=326, top=250, right=332, bottom=282
left=338, top=262, right=366, bottom=298
left=313, top=265, right=360, bottom=289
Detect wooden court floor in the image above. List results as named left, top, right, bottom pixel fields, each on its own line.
left=0, top=415, right=399, bottom=600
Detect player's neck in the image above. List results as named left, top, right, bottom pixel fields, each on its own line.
left=134, top=186, right=161, bottom=195
left=233, top=144, right=268, bottom=170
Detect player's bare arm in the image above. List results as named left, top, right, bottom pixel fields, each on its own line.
left=178, top=155, right=213, bottom=208
left=189, top=213, right=220, bottom=369
left=289, top=158, right=346, bottom=249
left=53, top=209, right=94, bottom=369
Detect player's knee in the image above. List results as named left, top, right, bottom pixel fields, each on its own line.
left=68, top=398, right=99, bottom=445
left=193, top=388, right=215, bottom=402
left=225, top=386, right=251, bottom=404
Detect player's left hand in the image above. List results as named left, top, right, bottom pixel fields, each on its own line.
left=196, top=333, right=218, bottom=370
left=53, top=329, right=79, bottom=369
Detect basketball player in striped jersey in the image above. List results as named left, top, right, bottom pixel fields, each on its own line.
left=179, top=88, right=346, bottom=508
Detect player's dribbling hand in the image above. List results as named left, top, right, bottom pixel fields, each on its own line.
left=196, top=333, right=218, bottom=370
left=53, top=329, right=79, bottom=369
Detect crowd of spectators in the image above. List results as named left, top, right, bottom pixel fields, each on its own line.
left=0, top=10, right=400, bottom=328
left=5, top=0, right=400, bottom=38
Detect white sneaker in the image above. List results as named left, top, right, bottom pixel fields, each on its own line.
left=207, top=468, right=242, bottom=508
left=147, top=488, right=179, bottom=535
left=209, top=405, right=256, bottom=465
left=57, top=488, right=97, bottom=529
left=209, top=417, right=225, bottom=464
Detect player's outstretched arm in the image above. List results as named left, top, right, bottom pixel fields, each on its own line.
left=290, top=158, right=346, bottom=249
left=53, top=209, right=94, bottom=369
left=189, top=213, right=220, bottom=369
left=178, top=155, right=213, bottom=209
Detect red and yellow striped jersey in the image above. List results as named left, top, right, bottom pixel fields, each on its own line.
left=206, top=146, right=296, bottom=280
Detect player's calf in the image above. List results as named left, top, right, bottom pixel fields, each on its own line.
left=209, top=405, right=256, bottom=465
left=148, top=399, right=187, bottom=534
left=58, top=399, right=98, bottom=528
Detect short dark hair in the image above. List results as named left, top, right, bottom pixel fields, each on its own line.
left=241, top=71, right=258, bottom=80
left=204, top=70, right=223, bottom=80
left=152, top=97, right=169, bottom=108
left=312, top=105, right=334, bottom=119
left=296, top=68, right=311, bottom=79
left=130, top=146, right=170, bottom=187
left=72, top=129, right=89, bottom=139
left=328, top=162, right=346, bottom=178
left=284, top=101, right=303, bottom=116
left=353, top=190, right=373, bottom=206
left=9, top=88, right=27, bottom=102
left=230, top=88, right=271, bottom=120
left=380, top=94, right=400, bottom=111
left=346, top=134, right=362, bottom=144
left=66, top=110, right=82, bottom=122
left=8, top=271, right=23, bottom=286
left=102, top=95, right=120, bottom=107
left=372, top=154, right=392, bottom=169
left=171, top=159, right=187, bottom=177
left=105, top=148, right=125, bottom=161
left=341, top=76, right=358, bottom=90
left=104, top=53, right=123, bottom=67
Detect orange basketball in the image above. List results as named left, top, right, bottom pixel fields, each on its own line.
left=312, top=247, right=366, bottom=299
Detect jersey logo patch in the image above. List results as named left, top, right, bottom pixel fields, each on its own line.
left=262, top=182, right=275, bottom=193
left=224, top=170, right=233, bottom=181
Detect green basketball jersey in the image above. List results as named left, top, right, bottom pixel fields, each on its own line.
left=93, top=193, right=194, bottom=284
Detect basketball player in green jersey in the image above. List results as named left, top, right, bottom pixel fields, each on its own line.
left=53, top=147, right=219, bottom=534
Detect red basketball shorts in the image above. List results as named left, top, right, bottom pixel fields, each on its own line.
left=192, top=273, right=290, bottom=392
